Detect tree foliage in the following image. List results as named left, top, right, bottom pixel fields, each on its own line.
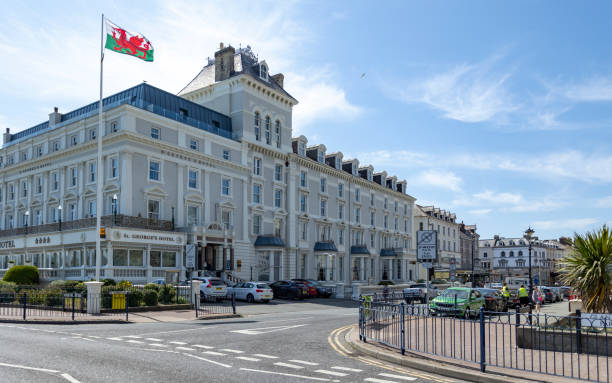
left=561, top=225, right=612, bottom=313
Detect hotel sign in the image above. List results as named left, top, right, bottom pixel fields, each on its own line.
left=0, top=240, right=15, bottom=249
left=112, top=230, right=183, bottom=245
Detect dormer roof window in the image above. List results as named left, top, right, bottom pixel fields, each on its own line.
left=259, top=62, right=269, bottom=81
left=298, top=142, right=305, bottom=156
left=317, top=151, right=324, bottom=163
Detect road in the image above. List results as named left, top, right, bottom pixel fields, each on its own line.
left=0, top=298, right=462, bottom=383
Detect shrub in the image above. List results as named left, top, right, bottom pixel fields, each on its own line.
left=176, top=296, right=187, bottom=304
left=143, top=289, right=159, bottom=306
left=158, top=284, right=176, bottom=304
left=49, top=280, right=80, bottom=290
left=20, top=289, right=46, bottom=305
left=127, top=289, right=144, bottom=307
left=44, top=288, right=64, bottom=307
left=117, top=280, right=132, bottom=290
left=144, top=283, right=160, bottom=292
left=101, top=278, right=116, bottom=286
left=378, top=280, right=395, bottom=286
left=73, top=282, right=87, bottom=295
left=3, top=265, right=39, bottom=285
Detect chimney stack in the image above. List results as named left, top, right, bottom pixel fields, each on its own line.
left=49, top=107, right=62, bottom=127
left=214, top=43, right=235, bottom=82
left=3, top=128, right=11, bottom=146
left=271, top=73, right=284, bottom=88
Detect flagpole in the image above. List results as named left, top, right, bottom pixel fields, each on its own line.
left=95, top=13, right=105, bottom=281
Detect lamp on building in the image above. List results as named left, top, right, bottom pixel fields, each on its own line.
left=58, top=205, right=62, bottom=232
left=171, top=205, right=175, bottom=230
left=470, top=232, right=475, bottom=288
left=112, top=194, right=118, bottom=225
left=24, top=210, right=29, bottom=235
left=524, top=226, right=535, bottom=317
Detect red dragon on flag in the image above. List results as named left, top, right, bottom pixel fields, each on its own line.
left=104, top=19, right=154, bottom=62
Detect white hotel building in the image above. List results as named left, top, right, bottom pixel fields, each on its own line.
left=0, top=44, right=417, bottom=293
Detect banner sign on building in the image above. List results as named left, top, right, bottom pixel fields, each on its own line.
left=185, top=244, right=196, bottom=269
left=417, top=230, right=437, bottom=261
left=449, top=258, right=456, bottom=281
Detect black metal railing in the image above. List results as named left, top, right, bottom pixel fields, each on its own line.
left=0, top=214, right=174, bottom=238
left=195, top=293, right=236, bottom=317
left=359, top=299, right=611, bottom=382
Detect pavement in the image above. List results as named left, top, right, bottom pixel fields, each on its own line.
left=0, top=298, right=464, bottom=383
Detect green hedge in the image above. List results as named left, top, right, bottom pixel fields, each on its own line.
left=158, top=284, right=176, bottom=304
left=144, top=283, right=160, bottom=292
left=143, top=289, right=158, bottom=306
left=3, top=266, right=39, bottom=285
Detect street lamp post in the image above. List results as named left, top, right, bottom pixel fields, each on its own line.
left=470, top=233, right=475, bottom=288
left=524, top=227, right=535, bottom=317
left=24, top=210, right=29, bottom=235
left=112, top=194, right=118, bottom=225
left=58, top=205, right=62, bottom=232
left=171, top=206, right=175, bottom=230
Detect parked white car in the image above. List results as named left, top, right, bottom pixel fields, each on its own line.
left=197, top=277, right=227, bottom=300
left=229, top=282, right=273, bottom=303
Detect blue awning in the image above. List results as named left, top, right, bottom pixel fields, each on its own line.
left=314, top=241, right=338, bottom=252
left=380, top=248, right=399, bottom=257
left=254, top=236, right=284, bottom=247
left=350, top=246, right=370, bottom=255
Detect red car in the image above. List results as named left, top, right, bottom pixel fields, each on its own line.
left=292, top=279, right=318, bottom=297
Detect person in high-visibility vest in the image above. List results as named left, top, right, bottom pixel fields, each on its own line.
left=518, top=284, right=529, bottom=307
left=501, top=282, right=510, bottom=309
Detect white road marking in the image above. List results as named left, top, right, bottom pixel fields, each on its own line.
left=289, top=360, right=319, bottom=366
left=126, top=340, right=144, bottom=344
left=70, top=333, right=82, bottom=336
left=175, top=347, right=196, bottom=351
left=315, top=370, right=348, bottom=377
left=107, top=337, right=123, bottom=341
left=235, top=356, right=261, bottom=362
left=124, top=335, right=142, bottom=339
left=0, top=362, right=59, bottom=373
left=169, top=341, right=187, bottom=345
left=88, top=336, right=101, bottom=339
left=183, top=353, right=231, bottom=368
left=365, top=378, right=400, bottom=383
left=134, top=326, right=218, bottom=337
left=253, top=353, right=278, bottom=359
left=220, top=348, right=244, bottom=354
left=149, top=344, right=168, bottom=347
left=379, top=373, right=417, bottom=381
left=274, top=362, right=304, bottom=369
left=202, top=351, right=226, bottom=356
left=60, top=373, right=82, bottom=383
left=231, top=324, right=307, bottom=335
left=331, top=366, right=362, bottom=372
left=240, top=368, right=339, bottom=382
left=145, top=338, right=162, bottom=342
left=193, top=344, right=214, bottom=349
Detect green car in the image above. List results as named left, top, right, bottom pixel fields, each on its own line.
left=429, top=287, right=485, bottom=318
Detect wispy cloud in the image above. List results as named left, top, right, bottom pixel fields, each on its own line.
left=410, top=170, right=462, bottom=192
left=386, top=53, right=517, bottom=123
left=453, top=190, right=563, bottom=213
left=595, top=195, right=612, bottom=208
left=533, top=218, right=598, bottom=231
left=468, top=208, right=492, bottom=216
left=358, top=149, right=612, bottom=183
left=561, top=77, right=612, bottom=102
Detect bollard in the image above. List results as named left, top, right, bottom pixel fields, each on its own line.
left=125, top=291, right=129, bottom=322
left=232, top=293, right=236, bottom=315
left=479, top=306, right=486, bottom=372
left=194, top=293, right=199, bottom=318
left=72, top=294, right=75, bottom=321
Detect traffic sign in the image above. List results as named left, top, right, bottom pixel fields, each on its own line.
left=186, top=244, right=196, bottom=269
left=421, top=262, right=433, bottom=269
left=417, top=230, right=437, bottom=261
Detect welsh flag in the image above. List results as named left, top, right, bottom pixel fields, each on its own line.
left=104, top=19, right=154, bottom=62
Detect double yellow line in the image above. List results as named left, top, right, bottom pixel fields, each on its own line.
left=328, top=325, right=454, bottom=383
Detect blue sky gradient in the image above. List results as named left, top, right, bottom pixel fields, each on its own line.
left=1, top=0, right=610, bottom=239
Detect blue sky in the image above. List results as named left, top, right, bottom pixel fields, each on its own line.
left=1, top=1, right=611, bottom=239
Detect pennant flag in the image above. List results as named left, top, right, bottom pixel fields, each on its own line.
left=104, top=18, right=154, bottom=62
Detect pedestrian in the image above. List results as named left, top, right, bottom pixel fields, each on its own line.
left=518, top=284, right=529, bottom=308
left=533, top=287, right=543, bottom=313
left=501, top=282, right=510, bottom=309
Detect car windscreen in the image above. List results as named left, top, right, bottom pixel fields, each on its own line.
left=210, top=279, right=225, bottom=286
left=439, top=289, right=468, bottom=299
left=477, top=289, right=496, bottom=296
left=256, top=284, right=270, bottom=289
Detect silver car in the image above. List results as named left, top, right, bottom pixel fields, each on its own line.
left=229, top=282, right=273, bottom=303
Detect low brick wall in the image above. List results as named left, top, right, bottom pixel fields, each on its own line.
left=517, top=325, right=611, bottom=356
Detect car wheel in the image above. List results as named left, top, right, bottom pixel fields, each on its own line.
left=246, top=294, right=254, bottom=304
left=262, top=300, right=269, bottom=304
left=464, top=309, right=471, bottom=320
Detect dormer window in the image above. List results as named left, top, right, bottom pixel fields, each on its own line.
left=335, top=158, right=341, bottom=169
left=367, top=171, right=372, bottom=182
left=317, top=151, right=324, bottom=163
left=259, top=63, right=268, bottom=81
left=298, top=141, right=305, bottom=156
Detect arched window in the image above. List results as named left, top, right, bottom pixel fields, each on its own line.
left=501, top=251, right=506, bottom=257
left=274, top=120, right=281, bottom=148
left=510, top=251, right=514, bottom=257
left=265, top=116, right=271, bottom=145
left=260, top=64, right=268, bottom=80
left=518, top=250, right=523, bottom=257
left=254, top=112, right=261, bottom=141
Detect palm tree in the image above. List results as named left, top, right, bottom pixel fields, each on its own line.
left=561, top=225, right=612, bottom=313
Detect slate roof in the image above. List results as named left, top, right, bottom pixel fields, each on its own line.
left=178, top=47, right=296, bottom=101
